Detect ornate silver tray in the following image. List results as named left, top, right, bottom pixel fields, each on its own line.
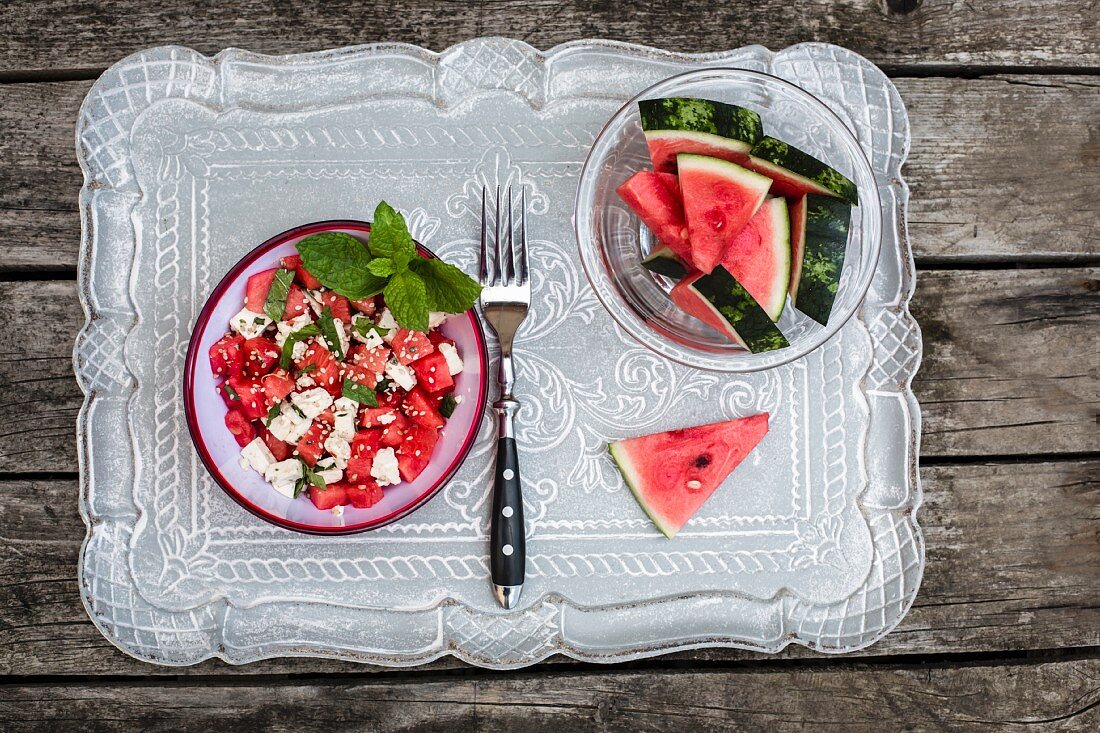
left=75, top=39, right=923, bottom=667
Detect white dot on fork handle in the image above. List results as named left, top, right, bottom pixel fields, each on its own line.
left=502, top=506, right=513, bottom=518
left=502, top=544, right=514, bottom=556
left=503, top=469, right=514, bottom=481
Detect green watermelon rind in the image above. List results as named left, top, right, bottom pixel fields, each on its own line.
left=749, top=137, right=859, bottom=205
left=638, top=97, right=763, bottom=147
left=641, top=244, right=688, bottom=280
left=793, top=194, right=851, bottom=326
left=608, top=442, right=679, bottom=538
left=688, top=267, right=790, bottom=353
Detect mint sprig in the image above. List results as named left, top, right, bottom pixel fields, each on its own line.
left=294, top=201, right=481, bottom=331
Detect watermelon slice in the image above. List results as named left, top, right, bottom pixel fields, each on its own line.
left=610, top=414, right=770, bottom=538
left=677, top=154, right=772, bottom=273
left=746, top=137, right=858, bottom=205
left=615, top=171, right=691, bottom=262
left=641, top=244, right=688, bottom=280
left=670, top=268, right=789, bottom=353
left=638, top=97, right=764, bottom=173
left=789, top=193, right=852, bottom=326
left=718, top=197, right=791, bottom=321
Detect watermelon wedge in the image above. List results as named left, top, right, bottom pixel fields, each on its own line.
left=789, top=193, right=852, bottom=326
left=718, top=197, right=791, bottom=321
left=610, top=414, right=770, bottom=538
left=641, top=244, right=688, bottom=280
left=677, top=154, right=772, bottom=273
left=638, top=97, right=763, bottom=173
left=746, top=137, right=858, bottom=205
left=670, top=268, right=789, bottom=353
left=616, top=171, right=691, bottom=263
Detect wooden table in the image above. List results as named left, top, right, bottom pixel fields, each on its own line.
left=1, top=2, right=1097, bottom=730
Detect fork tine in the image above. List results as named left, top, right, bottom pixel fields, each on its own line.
left=518, top=187, right=529, bottom=285
left=493, top=185, right=503, bottom=286
left=504, top=187, right=516, bottom=284
left=479, top=187, right=489, bottom=284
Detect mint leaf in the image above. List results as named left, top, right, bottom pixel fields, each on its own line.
left=293, top=476, right=307, bottom=498
left=342, top=379, right=379, bottom=407
left=263, top=268, right=294, bottom=322
left=353, top=319, right=386, bottom=339
left=367, top=258, right=398, bottom=277
left=383, top=269, right=428, bottom=331
left=410, top=257, right=482, bottom=313
left=224, top=384, right=240, bottom=401
left=439, top=394, right=458, bottom=419
left=278, top=323, right=319, bottom=369
left=368, top=201, right=417, bottom=269
left=317, top=307, right=344, bottom=360
left=296, top=232, right=387, bottom=300
left=264, top=403, right=282, bottom=425
left=301, top=460, right=326, bottom=490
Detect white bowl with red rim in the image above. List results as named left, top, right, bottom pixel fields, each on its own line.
left=183, top=220, right=489, bottom=534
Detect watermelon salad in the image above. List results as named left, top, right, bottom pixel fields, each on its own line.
left=617, top=97, right=857, bottom=352
left=209, top=203, right=482, bottom=513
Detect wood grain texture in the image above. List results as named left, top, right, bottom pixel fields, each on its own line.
left=2, top=460, right=1095, bottom=675
left=1, top=658, right=1098, bottom=731
left=1, top=269, right=1095, bottom=472
left=2, top=1, right=1099, bottom=74
left=2, top=75, right=1099, bottom=271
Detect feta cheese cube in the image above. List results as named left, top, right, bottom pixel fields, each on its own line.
left=303, top=289, right=325, bottom=316
left=240, top=437, right=276, bottom=474
left=296, top=374, right=317, bottom=389
left=385, top=360, right=417, bottom=391
left=229, top=308, right=272, bottom=339
left=332, top=398, right=357, bottom=441
left=264, top=459, right=303, bottom=498
left=331, top=505, right=344, bottom=516
left=291, top=338, right=310, bottom=362
left=376, top=308, right=399, bottom=342
left=275, top=314, right=314, bottom=347
left=290, top=387, right=333, bottom=420
left=428, top=311, right=448, bottom=329
left=316, top=465, right=343, bottom=485
left=438, top=342, right=464, bottom=375
left=333, top=318, right=350, bottom=357
left=266, top=408, right=310, bottom=443
left=323, top=434, right=352, bottom=469
left=377, top=411, right=397, bottom=425
left=370, top=447, right=401, bottom=487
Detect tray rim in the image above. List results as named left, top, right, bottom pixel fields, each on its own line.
left=73, top=37, right=924, bottom=668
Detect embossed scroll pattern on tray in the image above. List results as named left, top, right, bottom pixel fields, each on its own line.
left=75, top=40, right=922, bottom=667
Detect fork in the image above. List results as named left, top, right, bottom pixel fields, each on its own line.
left=479, top=185, right=530, bottom=610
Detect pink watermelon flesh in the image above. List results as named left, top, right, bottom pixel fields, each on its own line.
left=610, top=414, right=770, bottom=538
left=616, top=171, right=692, bottom=262
left=669, top=271, right=743, bottom=345
left=645, top=130, right=753, bottom=174
left=788, top=194, right=808, bottom=297
left=718, top=197, right=791, bottom=321
left=677, top=154, right=773, bottom=273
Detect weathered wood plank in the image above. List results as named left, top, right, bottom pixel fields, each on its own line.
left=2, top=269, right=1095, bottom=472
left=1, top=460, right=1095, bottom=675
left=2, top=75, right=1099, bottom=271
left=1, top=658, right=1098, bottom=731
left=911, top=268, right=1099, bottom=457
left=2, top=1, right=1099, bottom=74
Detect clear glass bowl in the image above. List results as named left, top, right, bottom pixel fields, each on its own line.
left=575, top=68, right=882, bottom=372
